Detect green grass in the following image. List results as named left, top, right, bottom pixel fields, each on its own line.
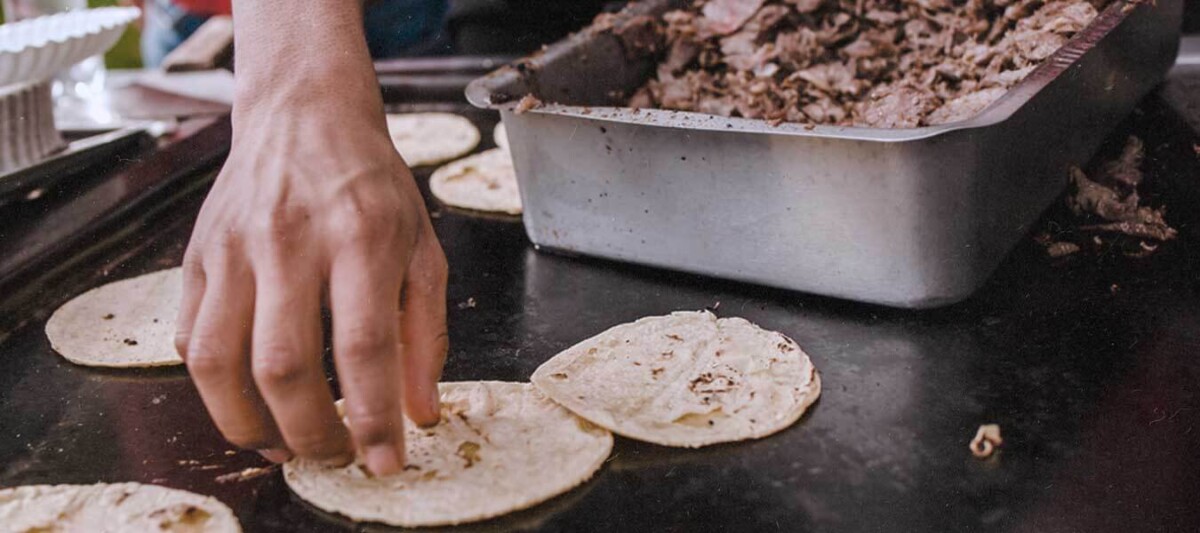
left=1, top=0, right=143, bottom=68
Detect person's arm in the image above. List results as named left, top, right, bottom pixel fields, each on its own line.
left=175, top=0, right=449, bottom=476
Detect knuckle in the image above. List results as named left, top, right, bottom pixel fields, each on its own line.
left=221, top=426, right=275, bottom=450
left=287, top=429, right=346, bottom=459
left=340, top=214, right=389, bottom=245
left=185, top=340, right=236, bottom=378
left=205, top=229, right=241, bottom=255
left=251, top=348, right=311, bottom=387
left=345, top=409, right=398, bottom=447
left=333, top=199, right=400, bottom=246
left=338, top=326, right=394, bottom=363
left=181, top=246, right=205, bottom=271
left=250, top=205, right=309, bottom=242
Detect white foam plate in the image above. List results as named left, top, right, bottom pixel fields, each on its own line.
left=0, top=7, right=140, bottom=88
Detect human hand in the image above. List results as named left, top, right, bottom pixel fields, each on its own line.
left=176, top=97, right=448, bottom=476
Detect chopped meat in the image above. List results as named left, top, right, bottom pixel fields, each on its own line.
left=1079, top=221, right=1178, bottom=242
left=627, top=86, right=655, bottom=109
left=663, top=38, right=702, bottom=73
left=786, top=0, right=824, bottom=15
left=700, top=0, right=766, bottom=36
left=791, top=62, right=862, bottom=97
left=612, top=15, right=665, bottom=60
left=857, top=84, right=934, bottom=128
left=611, top=0, right=1113, bottom=127
left=926, top=87, right=1007, bottom=125
left=1045, top=240, right=1082, bottom=258
left=1036, top=135, right=1178, bottom=259
left=514, top=94, right=542, bottom=114
left=775, top=28, right=822, bottom=70
left=1098, top=136, right=1145, bottom=189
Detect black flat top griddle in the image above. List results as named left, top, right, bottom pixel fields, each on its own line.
left=1, top=67, right=1199, bottom=532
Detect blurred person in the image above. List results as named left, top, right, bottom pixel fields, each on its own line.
left=136, top=0, right=449, bottom=67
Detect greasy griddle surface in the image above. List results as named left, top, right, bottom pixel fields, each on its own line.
left=1, top=100, right=1199, bottom=532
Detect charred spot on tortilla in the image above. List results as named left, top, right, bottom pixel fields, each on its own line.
left=456, top=441, right=482, bottom=468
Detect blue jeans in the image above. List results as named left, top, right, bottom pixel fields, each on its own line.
left=142, top=0, right=450, bottom=68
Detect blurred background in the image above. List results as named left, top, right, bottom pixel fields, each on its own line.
left=0, top=0, right=623, bottom=69
left=1, top=2, right=1197, bottom=70
left=0, top=1, right=142, bottom=68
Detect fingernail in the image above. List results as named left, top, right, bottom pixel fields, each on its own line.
left=365, top=444, right=402, bottom=476
left=258, top=448, right=292, bottom=463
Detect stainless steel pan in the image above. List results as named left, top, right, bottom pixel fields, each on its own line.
left=467, top=0, right=1183, bottom=308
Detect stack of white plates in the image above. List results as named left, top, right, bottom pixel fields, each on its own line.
left=0, top=7, right=139, bottom=174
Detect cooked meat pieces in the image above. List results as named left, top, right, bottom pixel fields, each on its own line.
left=701, top=0, right=766, bottom=35
left=617, top=0, right=1114, bottom=127
left=1037, top=136, right=1178, bottom=259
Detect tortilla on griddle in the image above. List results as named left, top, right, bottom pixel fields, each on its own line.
left=283, top=381, right=612, bottom=527
left=531, top=311, right=821, bottom=448
left=45, top=268, right=182, bottom=368
left=386, top=113, right=480, bottom=167
left=0, top=482, right=240, bottom=532
left=429, top=148, right=522, bottom=215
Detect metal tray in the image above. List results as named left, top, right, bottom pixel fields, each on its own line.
left=467, top=0, right=1183, bottom=308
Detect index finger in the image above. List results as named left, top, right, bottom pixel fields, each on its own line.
left=329, top=248, right=408, bottom=476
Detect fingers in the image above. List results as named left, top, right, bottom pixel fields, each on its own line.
left=174, top=250, right=205, bottom=361
left=250, top=256, right=352, bottom=466
left=329, top=243, right=409, bottom=475
left=399, top=235, right=449, bottom=427
left=185, top=248, right=284, bottom=452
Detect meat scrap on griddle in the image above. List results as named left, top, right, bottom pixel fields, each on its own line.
left=616, top=0, right=1119, bottom=127
left=1035, top=136, right=1178, bottom=259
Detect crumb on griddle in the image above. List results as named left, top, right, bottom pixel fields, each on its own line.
left=969, top=424, right=1003, bottom=459
left=215, top=465, right=279, bottom=484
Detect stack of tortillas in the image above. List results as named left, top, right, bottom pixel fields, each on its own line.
left=45, top=267, right=183, bottom=367
left=386, top=113, right=480, bottom=167
left=0, top=483, right=240, bottom=532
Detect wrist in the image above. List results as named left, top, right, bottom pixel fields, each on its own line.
left=230, top=0, right=383, bottom=125
left=232, top=64, right=383, bottom=123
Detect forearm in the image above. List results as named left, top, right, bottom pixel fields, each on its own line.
left=231, top=0, right=383, bottom=125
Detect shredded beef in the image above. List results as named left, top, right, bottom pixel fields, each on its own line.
left=616, top=0, right=1116, bottom=127
left=1036, top=136, right=1178, bottom=259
